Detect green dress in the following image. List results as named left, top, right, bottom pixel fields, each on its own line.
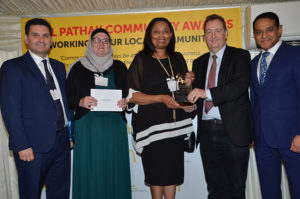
left=72, top=68, right=131, bottom=199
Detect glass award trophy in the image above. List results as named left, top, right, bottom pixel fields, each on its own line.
left=175, top=73, right=192, bottom=106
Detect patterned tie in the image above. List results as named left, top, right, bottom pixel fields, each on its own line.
left=42, top=60, right=65, bottom=131
left=205, top=55, right=217, bottom=113
left=259, top=52, right=270, bottom=86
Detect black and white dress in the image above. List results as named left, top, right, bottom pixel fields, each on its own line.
left=128, top=52, right=194, bottom=186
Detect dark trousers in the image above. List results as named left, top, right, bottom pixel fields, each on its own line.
left=199, top=120, right=249, bottom=199
left=255, top=135, right=300, bottom=199
left=14, top=127, right=71, bottom=199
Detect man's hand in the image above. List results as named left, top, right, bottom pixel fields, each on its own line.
left=18, top=147, right=34, bottom=162
left=185, top=72, right=195, bottom=87
left=188, top=88, right=207, bottom=103
left=290, top=135, right=300, bottom=153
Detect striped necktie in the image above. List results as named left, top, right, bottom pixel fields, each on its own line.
left=259, top=52, right=270, bottom=86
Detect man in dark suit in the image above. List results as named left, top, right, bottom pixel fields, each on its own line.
left=188, top=14, right=253, bottom=199
left=250, top=12, right=300, bottom=199
left=0, top=18, right=73, bottom=199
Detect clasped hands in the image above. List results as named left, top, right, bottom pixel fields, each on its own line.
left=79, top=96, right=127, bottom=110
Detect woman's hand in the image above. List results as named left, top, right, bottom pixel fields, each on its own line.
left=79, top=96, right=97, bottom=110
left=185, top=71, right=195, bottom=87
left=117, top=98, right=127, bottom=111
left=70, top=141, right=74, bottom=149
left=160, top=95, right=181, bottom=109
left=182, top=104, right=196, bottom=113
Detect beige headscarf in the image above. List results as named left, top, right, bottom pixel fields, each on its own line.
left=67, top=28, right=113, bottom=75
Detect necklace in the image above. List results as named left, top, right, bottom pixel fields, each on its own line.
left=154, top=53, right=175, bottom=78
left=154, top=53, right=176, bottom=122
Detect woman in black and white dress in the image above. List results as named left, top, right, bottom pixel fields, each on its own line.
left=127, top=17, right=194, bottom=199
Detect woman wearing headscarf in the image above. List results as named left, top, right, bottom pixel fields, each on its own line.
left=66, top=28, right=131, bottom=199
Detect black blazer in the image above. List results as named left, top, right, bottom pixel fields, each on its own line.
left=192, top=45, right=253, bottom=147
left=66, top=60, right=128, bottom=120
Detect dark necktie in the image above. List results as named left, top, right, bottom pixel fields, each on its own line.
left=205, top=55, right=217, bottom=113
left=259, top=52, right=270, bottom=86
left=42, top=59, right=65, bottom=131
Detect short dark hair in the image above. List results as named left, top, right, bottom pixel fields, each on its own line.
left=25, top=18, right=52, bottom=36
left=253, top=12, right=280, bottom=31
left=204, top=14, right=227, bottom=32
left=140, top=17, right=175, bottom=56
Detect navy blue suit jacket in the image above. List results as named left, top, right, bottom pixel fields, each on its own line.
left=0, top=51, right=74, bottom=153
left=250, top=42, right=300, bottom=148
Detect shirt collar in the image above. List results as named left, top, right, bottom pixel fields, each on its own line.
left=28, top=50, right=49, bottom=65
left=262, top=40, right=282, bottom=55
left=210, top=44, right=226, bottom=60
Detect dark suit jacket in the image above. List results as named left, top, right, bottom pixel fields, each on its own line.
left=0, top=51, right=74, bottom=153
left=192, top=45, right=253, bottom=147
left=250, top=42, right=300, bottom=148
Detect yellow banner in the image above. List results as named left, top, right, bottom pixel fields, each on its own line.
left=21, top=8, right=241, bottom=70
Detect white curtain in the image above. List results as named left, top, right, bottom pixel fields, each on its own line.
left=0, top=50, right=22, bottom=199
left=0, top=16, right=21, bottom=51
left=0, top=22, right=22, bottom=199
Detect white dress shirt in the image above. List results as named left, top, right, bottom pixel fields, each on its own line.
left=202, top=45, right=226, bottom=120
left=257, top=40, right=282, bottom=80
left=29, top=50, right=67, bottom=126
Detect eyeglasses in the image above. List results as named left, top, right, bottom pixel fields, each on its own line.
left=92, top=38, right=110, bottom=44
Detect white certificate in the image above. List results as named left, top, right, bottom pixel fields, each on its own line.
left=90, top=89, right=122, bottom=112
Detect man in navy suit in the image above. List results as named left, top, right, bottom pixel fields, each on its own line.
left=188, top=14, right=252, bottom=199
left=251, top=12, right=300, bottom=199
left=0, top=18, right=73, bottom=199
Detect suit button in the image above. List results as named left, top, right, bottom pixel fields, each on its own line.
left=53, top=121, right=56, bottom=125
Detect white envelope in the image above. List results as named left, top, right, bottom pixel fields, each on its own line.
left=90, top=89, right=122, bottom=112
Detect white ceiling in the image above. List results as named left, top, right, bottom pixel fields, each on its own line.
left=0, top=0, right=297, bottom=51
left=0, top=0, right=296, bottom=16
